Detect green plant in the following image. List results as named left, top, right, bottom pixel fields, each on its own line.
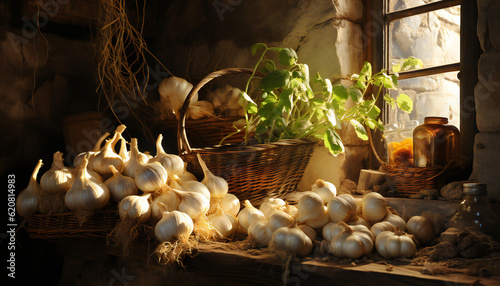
left=232, top=43, right=417, bottom=155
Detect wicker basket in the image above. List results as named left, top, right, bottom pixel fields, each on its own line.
left=155, top=116, right=247, bottom=148
left=25, top=206, right=119, bottom=239
left=177, top=68, right=318, bottom=206
left=368, top=130, right=468, bottom=197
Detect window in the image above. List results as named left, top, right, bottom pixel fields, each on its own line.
left=366, top=0, right=479, bottom=160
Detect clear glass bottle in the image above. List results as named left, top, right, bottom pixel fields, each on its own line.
left=448, top=183, right=500, bottom=241
left=413, top=116, right=460, bottom=167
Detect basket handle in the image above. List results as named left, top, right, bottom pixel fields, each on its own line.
left=177, top=68, right=264, bottom=155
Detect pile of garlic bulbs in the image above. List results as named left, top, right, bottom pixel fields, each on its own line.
left=17, top=124, right=244, bottom=247
left=157, top=76, right=244, bottom=120
left=241, top=179, right=434, bottom=258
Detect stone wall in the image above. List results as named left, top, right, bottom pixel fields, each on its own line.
left=474, top=0, right=500, bottom=199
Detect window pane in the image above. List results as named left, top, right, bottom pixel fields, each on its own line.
left=389, top=0, right=446, bottom=12
left=388, top=6, right=460, bottom=69
left=386, top=71, right=460, bottom=129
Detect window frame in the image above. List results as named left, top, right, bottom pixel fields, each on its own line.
left=364, top=0, right=479, bottom=165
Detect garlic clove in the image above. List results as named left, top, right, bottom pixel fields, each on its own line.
left=90, top=128, right=125, bottom=176
left=17, top=159, right=43, bottom=218
left=73, top=132, right=110, bottom=167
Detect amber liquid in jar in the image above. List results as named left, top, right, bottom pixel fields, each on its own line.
left=413, top=117, right=460, bottom=167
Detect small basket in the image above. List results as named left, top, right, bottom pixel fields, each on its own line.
left=25, top=206, right=119, bottom=239
left=177, top=68, right=318, bottom=206
left=368, top=130, right=468, bottom=197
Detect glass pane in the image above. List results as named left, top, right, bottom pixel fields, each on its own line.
left=389, top=0, right=446, bottom=12
left=388, top=5, right=460, bottom=70
left=386, top=71, right=460, bottom=129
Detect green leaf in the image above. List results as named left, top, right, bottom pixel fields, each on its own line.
left=396, top=93, right=413, bottom=113
left=239, top=91, right=258, bottom=114
left=324, top=129, right=344, bottom=155
left=332, top=85, right=348, bottom=101
left=401, top=56, right=423, bottom=71
left=279, top=48, right=298, bottom=66
left=251, top=43, right=267, bottom=56
left=259, top=70, right=290, bottom=92
left=374, top=73, right=397, bottom=89
left=324, top=107, right=338, bottom=129
left=360, top=61, right=372, bottom=78
left=348, top=86, right=363, bottom=102
left=383, top=94, right=397, bottom=109
left=365, top=118, right=385, bottom=130
left=350, top=119, right=368, bottom=141
left=278, top=88, right=294, bottom=111
left=365, top=104, right=381, bottom=119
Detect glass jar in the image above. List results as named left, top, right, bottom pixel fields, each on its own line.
left=384, top=120, right=419, bottom=167
left=413, top=116, right=460, bottom=167
left=448, top=183, right=500, bottom=241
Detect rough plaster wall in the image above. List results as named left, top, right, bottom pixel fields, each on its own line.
left=474, top=0, right=500, bottom=199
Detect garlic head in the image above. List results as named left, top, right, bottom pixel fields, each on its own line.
left=361, top=192, right=387, bottom=225
left=40, top=151, right=73, bottom=193
left=104, top=165, right=138, bottom=202
left=311, top=179, right=337, bottom=204
left=118, top=194, right=151, bottom=223
left=171, top=189, right=210, bottom=220
left=259, top=197, right=286, bottom=218
left=149, top=134, right=184, bottom=177
left=154, top=202, right=194, bottom=242
left=17, top=159, right=43, bottom=217
left=297, top=192, right=324, bottom=222
left=151, top=189, right=180, bottom=220
left=248, top=220, right=273, bottom=246
left=272, top=226, right=313, bottom=257
left=207, top=209, right=238, bottom=238
left=197, top=154, right=228, bottom=199
left=237, top=200, right=265, bottom=231
left=268, top=210, right=294, bottom=232
left=219, top=193, right=240, bottom=217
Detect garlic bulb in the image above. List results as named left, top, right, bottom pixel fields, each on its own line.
left=154, top=202, right=194, bottom=242
left=123, top=138, right=143, bottom=178
left=322, top=222, right=372, bottom=242
left=104, top=165, right=138, bottom=202
left=178, top=170, right=197, bottom=182
left=347, top=215, right=371, bottom=229
left=260, top=197, right=286, bottom=218
left=170, top=177, right=210, bottom=200
left=73, top=132, right=110, bottom=167
left=64, top=156, right=110, bottom=211
left=361, top=192, right=387, bottom=225
left=304, top=206, right=330, bottom=230
left=407, top=215, right=435, bottom=244
left=90, top=135, right=125, bottom=176
left=188, top=100, right=215, bottom=120
left=383, top=207, right=406, bottom=231
left=135, top=150, right=168, bottom=192
left=158, top=76, right=198, bottom=119
left=171, top=189, right=209, bottom=220
left=149, top=134, right=184, bottom=177
left=118, top=194, right=151, bottom=223
left=151, top=190, right=180, bottom=220
left=197, top=154, right=228, bottom=199
left=220, top=193, right=240, bottom=217
left=311, top=179, right=337, bottom=204
left=299, top=224, right=317, bottom=241
left=272, top=226, right=313, bottom=256
left=17, top=159, right=43, bottom=217
left=297, top=192, right=325, bottom=222
left=40, top=151, right=73, bottom=193
left=370, top=221, right=397, bottom=238
left=375, top=230, right=416, bottom=258
left=237, top=200, right=266, bottom=231
left=268, top=210, right=294, bottom=232
left=211, top=85, right=242, bottom=113
left=248, top=220, right=273, bottom=246
left=330, top=222, right=374, bottom=259
left=207, top=209, right=238, bottom=238
left=327, top=194, right=357, bottom=222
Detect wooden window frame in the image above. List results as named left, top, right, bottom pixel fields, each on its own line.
left=364, top=0, right=479, bottom=165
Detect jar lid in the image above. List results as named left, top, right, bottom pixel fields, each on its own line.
left=424, top=116, right=448, bottom=124
left=463, top=182, right=487, bottom=195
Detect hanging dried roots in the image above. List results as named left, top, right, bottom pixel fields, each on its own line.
left=154, top=236, right=198, bottom=266
left=193, top=215, right=219, bottom=242
left=38, top=192, right=66, bottom=214
left=73, top=210, right=95, bottom=226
